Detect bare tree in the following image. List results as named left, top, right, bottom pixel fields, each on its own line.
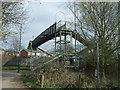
left=10, top=35, right=19, bottom=53
left=67, top=2, right=119, bottom=81
left=1, top=1, right=27, bottom=41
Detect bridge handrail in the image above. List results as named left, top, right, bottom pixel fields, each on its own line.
left=56, top=20, right=66, bottom=30
left=30, top=54, right=62, bottom=71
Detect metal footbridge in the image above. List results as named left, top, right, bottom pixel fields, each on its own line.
left=27, top=21, right=95, bottom=71
left=28, top=21, right=94, bottom=50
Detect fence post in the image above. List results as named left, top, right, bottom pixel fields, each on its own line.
left=37, top=74, right=44, bottom=88
left=78, top=74, right=81, bottom=87
left=41, top=74, right=44, bottom=88
left=37, top=74, right=40, bottom=85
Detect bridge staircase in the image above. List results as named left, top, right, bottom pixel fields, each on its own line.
left=30, top=54, right=62, bottom=71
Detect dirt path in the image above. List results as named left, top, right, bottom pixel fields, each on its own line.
left=2, top=70, right=31, bottom=89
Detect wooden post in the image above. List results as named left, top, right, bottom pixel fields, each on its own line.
left=37, top=74, right=44, bottom=88
left=41, top=74, right=44, bottom=88
left=78, top=74, right=81, bottom=87
left=37, top=74, right=40, bottom=85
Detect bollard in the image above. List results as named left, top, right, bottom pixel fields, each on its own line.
left=17, top=58, right=20, bottom=73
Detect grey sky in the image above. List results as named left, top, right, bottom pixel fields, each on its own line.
left=22, top=1, right=73, bottom=51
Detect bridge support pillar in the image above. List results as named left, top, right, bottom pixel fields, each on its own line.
left=60, top=30, right=62, bottom=55
left=55, top=33, right=57, bottom=54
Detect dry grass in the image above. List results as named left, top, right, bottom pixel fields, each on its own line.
left=23, top=59, right=118, bottom=88
left=26, top=60, right=79, bottom=87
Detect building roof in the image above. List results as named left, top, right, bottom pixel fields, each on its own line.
left=21, top=48, right=53, bottom=57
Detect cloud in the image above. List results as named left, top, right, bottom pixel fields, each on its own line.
left=22, top=2, right=73, bottom=50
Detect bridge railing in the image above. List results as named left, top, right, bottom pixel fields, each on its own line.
left=30, top=55, right=53, bottom=70
left=29, top=54, right=63, bottom=71
left=56, top=20, right=66, bottom=30
left=56, top=21, right=76, bottom=31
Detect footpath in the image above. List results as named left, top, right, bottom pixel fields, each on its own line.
left=1, top=70, right=31, bottom=89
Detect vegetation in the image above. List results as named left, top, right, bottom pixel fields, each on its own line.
left=67, top=2, right=119, bottom=86
left=10, top=36, right=19, bottom=52
left=1, top=1, right=27, bottom=51
left=1, top=1, right=27, bottom=40
left=22, top=75, right=66, bottom=88
left=1, top=66, right=29, bottom=70
left=22, top=59, right=119, bottom=88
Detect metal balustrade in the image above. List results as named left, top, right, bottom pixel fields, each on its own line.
left=29, top=55, right=62, bottom=71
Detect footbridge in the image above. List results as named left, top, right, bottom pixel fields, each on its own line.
left=27, top=21, right=95, bottom=71
left=28, top=21, right=94, bottom=52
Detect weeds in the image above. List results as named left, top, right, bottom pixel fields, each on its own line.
left=22, top=60, right=119, bottom=88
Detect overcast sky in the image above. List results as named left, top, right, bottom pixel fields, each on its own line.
left=22, top=1, right=73, bottom=51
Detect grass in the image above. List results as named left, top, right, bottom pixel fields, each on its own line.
left=22, top=75, right=42, bottom=88
left=0, top=66, right=30, bottom=70
left=52, top=84, right=66, bottom=88
left=22, top=75, right=66, bottom=88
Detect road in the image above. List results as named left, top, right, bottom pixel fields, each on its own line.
left=1, top=70, right=31, bottom=89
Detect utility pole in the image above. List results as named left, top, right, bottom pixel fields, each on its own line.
left=74, top=1, right=77, bottom=54
left=96, top=40, right=100, bottom=87
left=18, top=23, right=22, bottom=73
left=118, top=2, right=120, bottom=87
left=74, top=1, right=78, bottom=68
left=95, top=29, right=100, bottom=87
left=19, top=24, right=22, bottom=52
